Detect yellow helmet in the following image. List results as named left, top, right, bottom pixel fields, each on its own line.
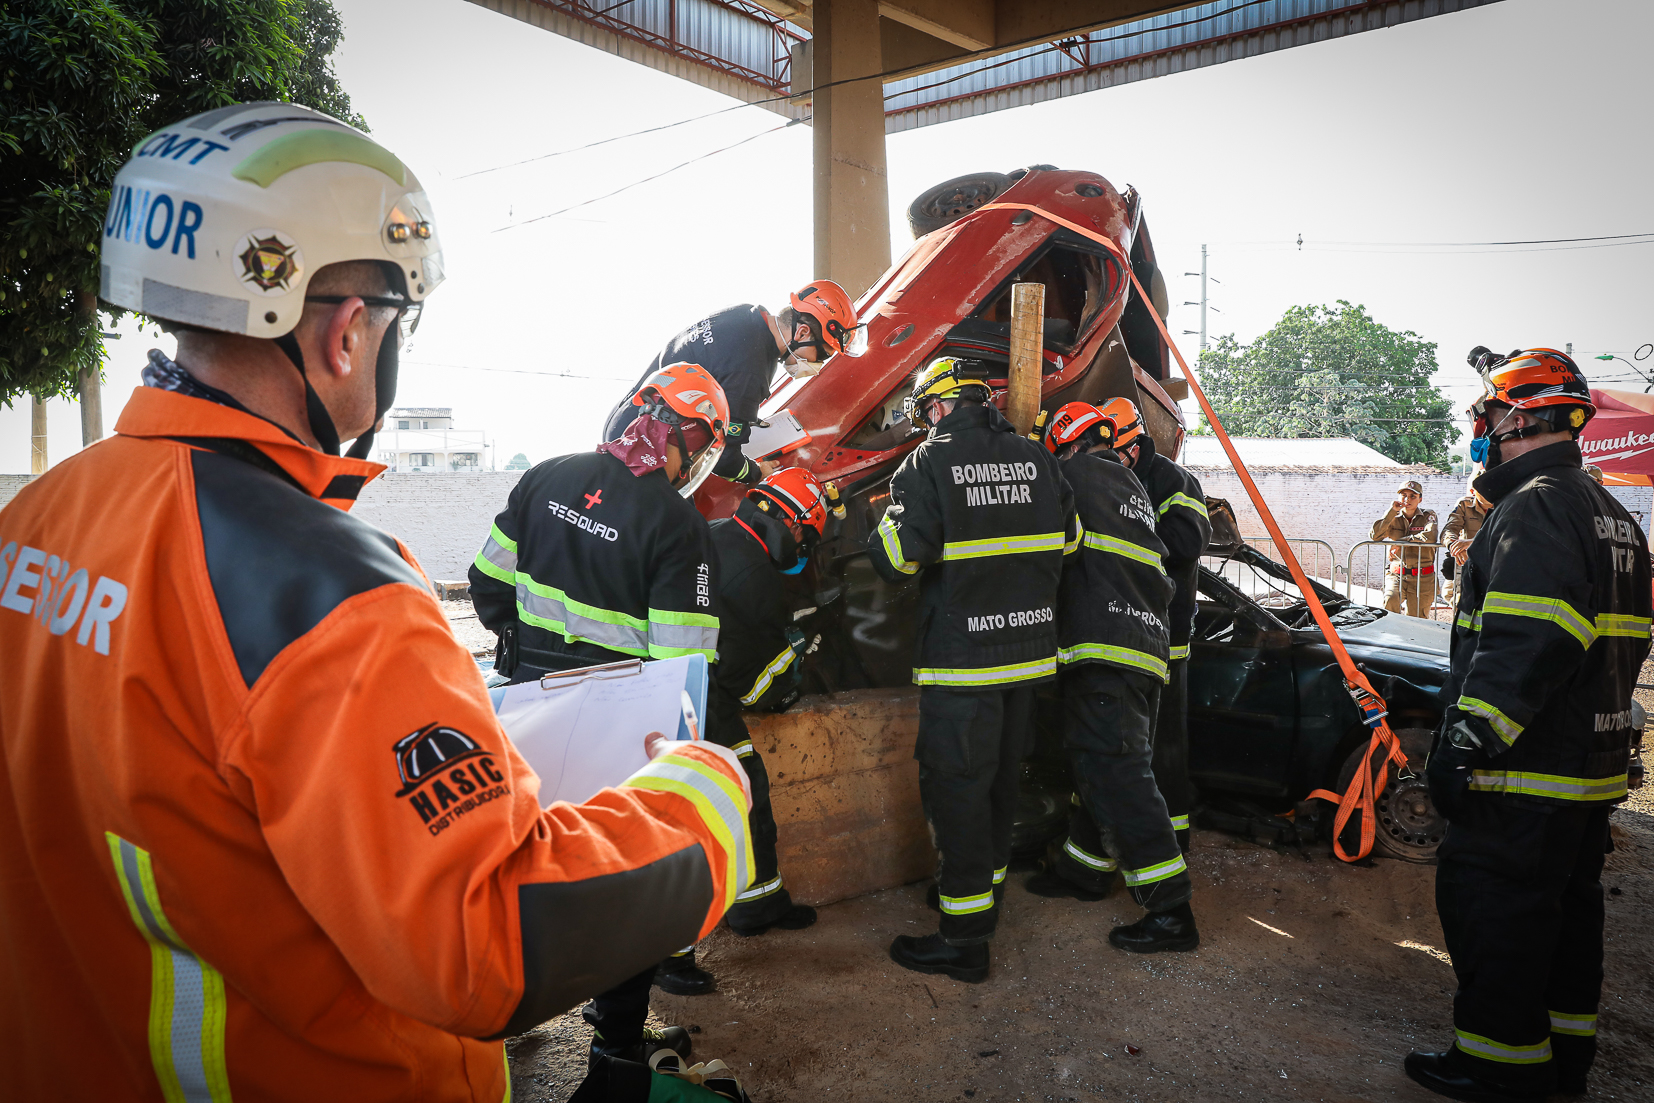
left=903, top=357, right=990, bottom=430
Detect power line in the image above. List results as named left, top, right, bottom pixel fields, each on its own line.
left=402, top=358, right=632, bottom=380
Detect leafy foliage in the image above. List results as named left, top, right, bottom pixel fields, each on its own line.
left=0, top=0, right=362, bottom=406
left=1197, top=301, right=1458, bottom=468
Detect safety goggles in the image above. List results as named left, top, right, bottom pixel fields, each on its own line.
left=306, top=294, right=422, bottom=349
left=825, top=318, right=869, bottom=358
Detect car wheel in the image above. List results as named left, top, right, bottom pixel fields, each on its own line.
left=1333, top=726, right=1445, bottom=863
left=907, top=172, right=1012, bottom=237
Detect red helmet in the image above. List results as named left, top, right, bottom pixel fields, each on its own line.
left=751, top=466, right=830, bottom=536
left=631, top=362, right=730, bottom=496
left=1467, top=346, right=1595, bottom=436
left=790, top=280, right=866, bottom=358
left=1042, top=401, right=1115, bottom=455
left=1097, top=397, right=1146, bottom=449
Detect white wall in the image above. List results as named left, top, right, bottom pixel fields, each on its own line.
left=0, top=475, right=34, bottom=511
left=351, top=471, right=524, bottom=582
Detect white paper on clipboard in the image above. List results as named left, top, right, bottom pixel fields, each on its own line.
left=489, top=654, right=708, bottom=807
left=742, top=409, right=811, bottom=461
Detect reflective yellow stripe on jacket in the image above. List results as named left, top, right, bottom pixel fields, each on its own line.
left=913, top=656, right=1057, bottom=687
left=1081, top=531, right=1169, bottom=574
left=1481, top=591, right=1596, bottom=648
left=1057, top=642, right=1168, bottom=682
left=473, top=524, right=518, bottom=584
left=623, top=752, right=755, bottom=909
left=1457, top=694, right=1524, bottom=747
left=107, top=833, right=233, bottom=1103
left=876, top=516, right=921, bottom=575
left=941, top=532, right=1066, bottom=560
left=740, top=643, right=797, bottom=706
left=1157, top=492, right=1209, bottom=520
left=1469, top=770, right=1628, bottom=802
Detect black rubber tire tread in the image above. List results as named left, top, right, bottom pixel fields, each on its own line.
left=1333, top=725, right=1443, bottom=863
left=907, top=172, right=1013, bottom=237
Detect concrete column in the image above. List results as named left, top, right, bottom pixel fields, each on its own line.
left=30, top=395, right=47, bottom=474
left=78, top=363, right=103, bottom=446
left=811, top=0, right=891, bottom=299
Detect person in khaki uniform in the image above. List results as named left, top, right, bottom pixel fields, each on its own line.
left=1440, top=486, right=1491, bottom=605
left=1372, top=478, right=1439, bottom=616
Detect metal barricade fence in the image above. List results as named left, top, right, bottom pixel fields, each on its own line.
left=1200, top=537, right=1338, bottom=610
left=1345, top=540, right=1453, bottom=621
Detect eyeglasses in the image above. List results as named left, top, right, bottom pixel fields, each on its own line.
left=306, top=294, right=422, bottom=349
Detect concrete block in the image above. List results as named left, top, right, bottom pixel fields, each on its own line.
left=746, top=687, right=933, bottom=907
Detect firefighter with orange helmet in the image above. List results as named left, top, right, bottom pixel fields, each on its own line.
left=604, top=282, right=866, bottom=486
left=657, top=468, right=839, bottom=994
left=1405, top=347, right=1651, bottom=1102
left=1098, top=396, right=1211, bottom=854
left=470, top=361, right=739, bottom=1084
left=1024, top=403, right=1199, bottom=951
left=0, top=103, right=753, bottom=1103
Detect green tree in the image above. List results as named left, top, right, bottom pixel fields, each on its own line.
left=1, top=0, right=362, bottom=408
left=505, top=452, right=532, bottom=471
left=1198, top=301, right=1458, bottom=468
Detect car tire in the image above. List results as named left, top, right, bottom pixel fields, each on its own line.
left=1332, top=726, right=1445, bottom=863
left=907, top=172, right=1013, bottom=237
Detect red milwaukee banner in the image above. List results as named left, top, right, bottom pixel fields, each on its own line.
left=1580, top=389, right=1654, bottom=483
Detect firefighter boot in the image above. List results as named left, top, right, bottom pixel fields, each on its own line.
left=654, top=949, right=716, bottom=996
left=1403, top=1049, right=1548, bottom=1102
left=588, top=1024, right=692, bottom=1071
left=727, top=903, right=817, bottom=937
left=1108, top=902, right=1200, bottom=953
left=888, top=933, right=990, bottom=984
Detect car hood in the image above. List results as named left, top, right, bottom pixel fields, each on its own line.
left=1328, top=610, right=1451, bottom=659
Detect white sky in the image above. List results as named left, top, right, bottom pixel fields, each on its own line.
left=5, top=0, right=1651, bottom=472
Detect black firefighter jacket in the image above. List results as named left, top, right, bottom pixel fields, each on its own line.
left=1445, top=440, right=1652, bottom=804
left=1057, top=449, right=1176, bottom=683
left=470, top=450, right=720, bottom=674
left=867, top=402, right=1079, bottom=688
left=1136, top=449, right=1212, bottom=660
left=709, top=499, right=802, bottom=717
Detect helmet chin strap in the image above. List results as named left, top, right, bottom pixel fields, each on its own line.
left=273, top=332, right=343, bottom=456
left=272, top=319, right=400, bottom=461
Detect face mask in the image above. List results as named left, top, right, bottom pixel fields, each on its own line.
left=1474, top=408, right=1522, bottom=469
left=1469, top=435, right=1490, bottom=465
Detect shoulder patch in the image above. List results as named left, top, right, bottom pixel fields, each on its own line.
left=192, top=449, right=426, bottom=686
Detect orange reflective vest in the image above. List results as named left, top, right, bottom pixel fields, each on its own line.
left=0, top=386, right=750, bottom=1102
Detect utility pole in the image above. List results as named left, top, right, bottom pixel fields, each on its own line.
left=1182, top=245, right=1220, bottom=354
left=30, top=395, right=47, bottom=475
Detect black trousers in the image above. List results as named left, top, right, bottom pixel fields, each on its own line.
left=1435, top=795, right=1611, bottom=1094
left=706, top=684, right=795, bottom=929
left=916, top=683, right=1037, bottom=944
left=1151, top=657, right=1192, bottom=847
left=582, top=964, right=656, bottom=1054
left=1054, top=665, right=1191, bottom=912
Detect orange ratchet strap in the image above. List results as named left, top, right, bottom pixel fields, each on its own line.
left=976, top=202, right=1410, bottom=862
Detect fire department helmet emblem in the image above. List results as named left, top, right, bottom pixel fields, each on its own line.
left=1570, top=408, right=1586, bottom=428
left=234, top=229, right=304, bottom=295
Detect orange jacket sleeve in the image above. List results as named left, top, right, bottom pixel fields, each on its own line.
left=218, top=581, right=752, bottom=1039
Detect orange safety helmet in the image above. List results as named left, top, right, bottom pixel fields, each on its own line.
left=751, top=467, right=830, bottom=537
left=1042, top=401, right=1115, bottom=455
left=1097, top=397, right=1146, bottom=450
left=789, top=280, right=867, bottom=358
left=1466, top=346, right=1595, bottom=437
left=631, top=362, right=730, bottom=496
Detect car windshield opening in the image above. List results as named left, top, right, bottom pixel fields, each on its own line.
left=970, top=239, right=1119, bottom=352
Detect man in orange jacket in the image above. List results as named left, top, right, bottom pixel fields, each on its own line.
left=0, top=103, right=753, bottom=1103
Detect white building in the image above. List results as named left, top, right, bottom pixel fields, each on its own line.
left=377, top=408, right=491, bottom=472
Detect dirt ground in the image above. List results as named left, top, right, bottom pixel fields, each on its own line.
left=507, top=785, right=1654, bottom=1102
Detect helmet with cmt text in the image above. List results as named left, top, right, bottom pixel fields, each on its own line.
left=1466, top=346, right=1595, bottom=437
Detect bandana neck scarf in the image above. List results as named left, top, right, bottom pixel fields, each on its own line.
left=598, top=412, right=673, bottom=477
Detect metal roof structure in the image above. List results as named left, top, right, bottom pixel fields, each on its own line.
left=466, top=0, right=1506, bottom=132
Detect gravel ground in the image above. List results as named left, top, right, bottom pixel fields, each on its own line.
left=442, top=598, right=496, bottom=657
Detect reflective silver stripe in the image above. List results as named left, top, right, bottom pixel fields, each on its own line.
left=740, top=643, right=797, bottom=705
left=735, top=875, right=784, bottom=902
left=1169, top=814, right=1190, bottom=831
left=1057, top=643, right=1168, bottom=682
left=939, top=890, right=995, bottom=914
left=1454, top=1028, right=1552, bottom=1065
left=877, top=515, right=920, bottom=574
left=473, top=524, right=517, bottom=583
left=670, top=945, right=696, bottom=957
left=516, top=581, right=648, bottom=656
left=941, top=532, right=1066, bottom=560
left=1596, top=613, right=1652, bottom=638
left=1469, top=770, right=1628, bottom=801
left=646, top=614, right=719, bottom=659
left=992, top=866, right=1008, bottom=884
left=1482, top=591, right=1596, bottom=649
left=106, top=833, right=232, bottom=1103
left=624, top=755, right=753, bottom=907
left=1082, top=531, right=1169, bottom=573
left=1457, top=695, right=1524, bottom=746
left=913, top=655, right=1057, bottom=687
left=1549, top=1011, right=1596, bottom=1037
left=1168, top=644, right=1190, bottom=662
left=1122, top=854, right=1187, bottom=887
left=730, top=740, right=755, bottom=759
left=1063, top=838, right=1117, bottom=872
left=1158, top=492, right=1209, bottom=519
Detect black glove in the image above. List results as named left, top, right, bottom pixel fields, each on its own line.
left=1426, top=715, right=1492, bottom=820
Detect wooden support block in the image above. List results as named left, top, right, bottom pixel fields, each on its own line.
left=433, top=580, right=471, bottom=601
left=746, top=688, right=933, bottom=907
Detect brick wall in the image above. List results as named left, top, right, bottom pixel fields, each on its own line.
left=0, top=475, right=34, bottom=510
left=352, top=472, right=524, bottom=582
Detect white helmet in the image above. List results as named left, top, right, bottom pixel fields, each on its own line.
left=100, top=101, right=444, bottom=454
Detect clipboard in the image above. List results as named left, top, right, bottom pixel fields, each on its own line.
left=489, top=653, right=709, bottom=806
left=742, top=409, right=812, bottom=462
